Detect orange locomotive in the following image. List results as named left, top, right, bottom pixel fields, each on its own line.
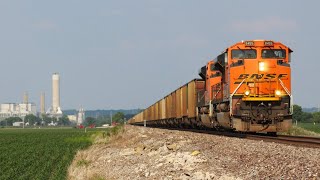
left=129, top=40, right=293, bottom=133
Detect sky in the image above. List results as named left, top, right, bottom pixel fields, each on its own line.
left=0, top=0, right=319, bottom=110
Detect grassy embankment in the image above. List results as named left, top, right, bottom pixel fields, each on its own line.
left=0, top=125, right=123, bottom=180
left=282, top=122, right=320, bottom=136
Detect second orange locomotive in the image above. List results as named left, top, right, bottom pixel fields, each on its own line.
left=129, top=40, right=293, bottom=133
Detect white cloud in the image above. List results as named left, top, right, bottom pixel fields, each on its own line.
left=229, top=16, right=298, bottom=33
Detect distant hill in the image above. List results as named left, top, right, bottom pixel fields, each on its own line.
left=303, top=107, right=319, bottom=113
left=63, top=109, right=143, bottom=118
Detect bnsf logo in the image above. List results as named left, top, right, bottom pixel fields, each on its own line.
left=237, top=74, right=288, bottom=80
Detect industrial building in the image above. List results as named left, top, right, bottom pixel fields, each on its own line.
left=67, top=108, right=85, bottom=125
left=0, top=72, right=65, bottom=123
left=0, top=103, right=37, bottom=120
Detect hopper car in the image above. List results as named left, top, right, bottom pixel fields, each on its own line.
left=128, top=40, right=293, bottom=133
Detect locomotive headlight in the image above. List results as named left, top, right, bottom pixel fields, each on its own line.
left=244, top=90, right=250, bottom=96
left=259, top=62, right=265, bottom=71
left=275, top=90, right=281, bottom=96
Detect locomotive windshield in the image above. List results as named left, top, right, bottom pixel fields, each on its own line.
left=231, top=49, right=256, bottom=59
left=261, top=49, right=286, bottom=59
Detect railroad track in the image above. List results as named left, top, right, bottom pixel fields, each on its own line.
left=149, top=126, right=320, bottom=148
left=246, top=134, right=320, bottom=148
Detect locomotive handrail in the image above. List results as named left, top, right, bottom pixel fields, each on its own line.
left=231, top=79, right=246, bottom=97
left=278, top=79, right=291, bottom=96
left=278, top=78, right=293, bottom=114
left=229, top=78, right=246, bottom=115
left=214, top=85, right=222, bottom=98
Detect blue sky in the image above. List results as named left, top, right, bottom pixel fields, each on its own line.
left=0, top=1, right=318, bottom=110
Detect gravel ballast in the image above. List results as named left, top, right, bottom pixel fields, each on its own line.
left=68, top=125, right=320, bottom=179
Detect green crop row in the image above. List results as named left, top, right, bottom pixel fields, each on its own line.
left=0, top=128, right=102, bottom=180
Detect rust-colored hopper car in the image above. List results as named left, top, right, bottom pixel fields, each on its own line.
left=129, top=40, right=292, bottom=134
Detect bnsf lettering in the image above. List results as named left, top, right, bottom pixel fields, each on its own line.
left=265, top=74, right=276, bottom=79
left=237, top=74, right=288, bottom=80
left=278, top=74, right=287, bottom=79
left=238, top=74, right=249, bottom=79
left=250, top=74, right=264, bottom=79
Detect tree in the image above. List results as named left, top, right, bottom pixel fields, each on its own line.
left=95, top=115, right=110, bottom=126
left=112, top=112, right=125, bottom=123
left=312, top=112, right=320, bottom=123
left=293, top=105, right=303, bottom=122
left=85, top=117, right=96, bottom=126
left=302, top=112, right=313, bottom=122
left=41, top=114, right=53, bottom=125
left=2, top=117, right=22, bottom=126
left=58, top=115, right=71, bottom=126
left=25, top=114, right=41, bottom=126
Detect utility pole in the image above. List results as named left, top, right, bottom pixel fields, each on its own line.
left=110, top=110, right=112, bottom=126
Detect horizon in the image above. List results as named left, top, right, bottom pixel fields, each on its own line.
left=0, top=1, right=319, bottom=109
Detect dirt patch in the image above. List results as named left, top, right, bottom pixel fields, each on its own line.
left=68, top=125, right=320, bottom=179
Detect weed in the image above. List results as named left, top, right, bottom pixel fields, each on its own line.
left=76, top=159, right=91, bottom=167
left=89, top=174, right=105, bottom=180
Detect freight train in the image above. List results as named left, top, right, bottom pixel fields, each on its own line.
left=128, top=40, right=293, bottom=134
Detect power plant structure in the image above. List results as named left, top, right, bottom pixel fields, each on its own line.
left=40, top=92, right=45, bottom=117
left=0, top=72, right=66, bottom=124
left=47, top=73, right=63, bottom=118
left=0, top=92, right=36, bottom=121
left=23, top=92, right=28, bottom=104
left=77, top=107, right=85, bottom=125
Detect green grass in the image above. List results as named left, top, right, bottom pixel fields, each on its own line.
left=281, top=122, right=320, bottom=136
left=297, top=122, right=320, bottom=133
left=0, top=128, right=102, bottom=180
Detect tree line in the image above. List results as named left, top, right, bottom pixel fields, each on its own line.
left=0, top=114, right=71, bottom=127
left=83, top=112, right=128, bottom=126
left=293, top=104, right=320, bottom=123
left=0, top=111, right=131, bottom=127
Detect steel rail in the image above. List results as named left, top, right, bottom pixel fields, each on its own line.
left=140, top=125, right=320, bottom=148
left=246, top=134, right=320, bottom=148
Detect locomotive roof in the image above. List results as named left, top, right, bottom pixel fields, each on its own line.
left=226, top=40, right=293, bottom=52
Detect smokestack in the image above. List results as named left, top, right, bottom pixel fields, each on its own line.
left=40, top=92, right=45, bottom=114
left=23, top=92, right=28, bottom=104
left=52, top=73, right=62, bottom=114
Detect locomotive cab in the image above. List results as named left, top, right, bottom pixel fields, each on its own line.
left=228, top=40, right=292, bottom=132
left=200, top=40, right=293, bottom=133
